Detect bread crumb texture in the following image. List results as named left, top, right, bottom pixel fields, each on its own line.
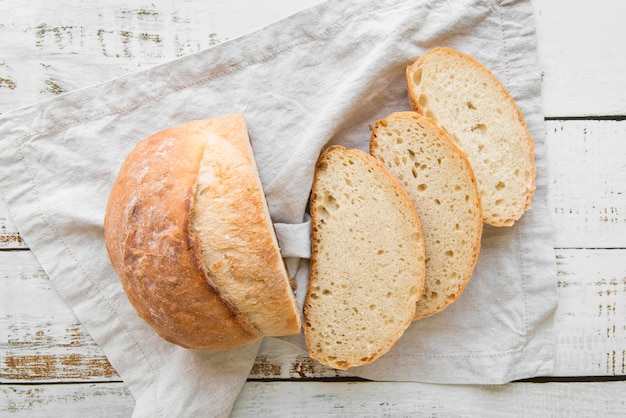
left=304, top=146, right=425, bottom=370
left=407, top=47, right=536, bottom=226
left=371, top=112, right=482, bottom=320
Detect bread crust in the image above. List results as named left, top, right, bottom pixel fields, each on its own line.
left=104, top=115, right=300, bottom=350
left=406, top=47, right=536, bottom=226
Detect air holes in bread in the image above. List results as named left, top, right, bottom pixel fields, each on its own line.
left=413, top=68, right=422, bottom=85
left=370, top=111, right=482, bottom=320
left=305, top=146, right=425, bottom=370
left=406, top=47, right=536, bottom=226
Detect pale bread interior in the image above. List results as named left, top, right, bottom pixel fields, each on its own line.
left=304, top=146, right=425, bottom=370
left=371, top=112, right=482, bottom=320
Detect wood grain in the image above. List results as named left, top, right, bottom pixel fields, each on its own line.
left=1, top=120, right=623, bottom=250
left=4, top=380, right=626, bottom=417
left=0, top=0, right=323, bottom=114
left=555, top=249, right=626, bottom=376
left=533, top=0, right=626, bottom=117
left=0, top=251, right=116, bottom=383
left=0, top=199, right=26, bottom=249
left=1, top=0, right=625, bottom=117
left=233, top=380, right=626, bottom=417
left=547, top=120, right=626, bottom=249
left=1, top=383, right=134, bottom=417
left=3, top=247, right=626, bottom=381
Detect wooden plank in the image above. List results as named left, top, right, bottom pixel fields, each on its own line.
left=0, top=199, right=26, bottom=249
left=3, top=248, right=626, bottom=381
left=4, top=380, right=626, bottom=417
left=547, top=119, right=626, bottom=249
left=0, top=0, right=624, bottom=117
left=252, top=338, right=350, bottom=380
left=554, top=249, right=626, bottom=377
left=233, top=380, right=626, bottom=416
left=0, top=383, right=134, bottom=417
left=0, top=251, right=118, bottom=383
left=533, top=0, right=626, bottom=117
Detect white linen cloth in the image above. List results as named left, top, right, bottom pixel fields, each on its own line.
left=0, top=0, right=557, bottom=416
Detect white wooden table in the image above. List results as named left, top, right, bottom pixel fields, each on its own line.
left=2, top=0, right=626, bottom=415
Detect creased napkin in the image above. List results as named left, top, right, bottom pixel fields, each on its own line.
left=0, top=0, right=557, bottom=416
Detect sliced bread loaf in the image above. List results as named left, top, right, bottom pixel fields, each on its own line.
left=370, top=111, right=482, bottom=320
left=304, top=146, right=425, bottom=370
left=104, top=115, right=301, bottom=350
left=406, top=47, right=536, bottom=226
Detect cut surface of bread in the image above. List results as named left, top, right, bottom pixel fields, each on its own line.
left=304, top=146, right=425, bottom=370
left=370, top=111, right=482, bottom=320
left=406, top=47, right=536, bottom=226
left=191, top=115, right=302, bottom=338
left=104, top=114, right=301, bottom=350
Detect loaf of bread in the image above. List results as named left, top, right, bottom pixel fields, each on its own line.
left=104, top=114, right=302, bottom=350
left=406, top=47, right=536, bottom=226
left=304, top=146, right=425, bottom=370
left=370, top=111, right=482, bottom=320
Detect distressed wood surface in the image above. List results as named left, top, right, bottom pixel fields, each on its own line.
left=4, top=380, right=626, bottom=417
left=1, top=383, right=134, bottom=417
left=0, top=0, right=323, bottom=114
left=532, top=0, right=626, bottom=117
left=2, top=0, right=626, bottom=415
left=547, top=119, right=626, bottom=249
left=0, top=199, right=26, bottom=249
left=3, top=247, right=626, bottom=382
left=1, top=0, right=625, bottom=117
left=233, top=380, right=626, bottom=417
left=0, top=382, right=626, bottom=418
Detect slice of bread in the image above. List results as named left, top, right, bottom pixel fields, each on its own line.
left=304, top=146, right=425, bottom=370
left=406, top=47, right=536, bottom=226
left=370, top=112, right=482, bottom=320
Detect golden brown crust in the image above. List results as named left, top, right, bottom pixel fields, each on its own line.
left=104, top=116, right=300, bottom=350
left=191, top=115, right=302, bottom=337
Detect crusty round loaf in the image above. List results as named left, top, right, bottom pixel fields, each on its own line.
left=304, top=146, right=425, bottom=370
left=370, top=111, right=482, bottom=320
left=104, top=114, right=301, bottom=350
left=406, top=47, right=536, bottom=226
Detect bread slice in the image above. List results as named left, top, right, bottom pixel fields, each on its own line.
left=406, top=47, right=536, bottom=226
left=104, top=115, right=301, bottom=350
left=304, top=146, right=425, bottom=370
left=370, top=112, right=482, bottom=320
